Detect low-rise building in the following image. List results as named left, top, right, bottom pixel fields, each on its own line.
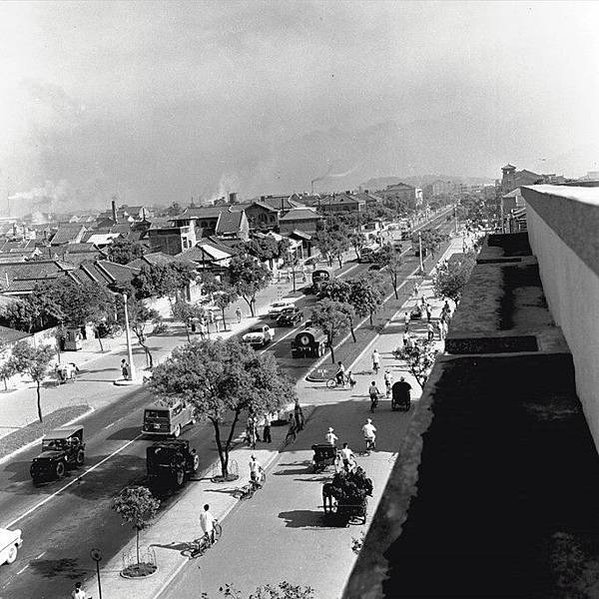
left=377, top=183, right=423, bottom=210
left=278, top=207, right=322, bottom=235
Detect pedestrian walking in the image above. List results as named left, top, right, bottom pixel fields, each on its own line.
left=402, top=331, right=411, bottom=348
left=294, top=399, right=304, bottom=431
left=236, top=307, right=242, bottom=323
left=199, top=504, right=216, bottom=545
left=325, top=426, right=338, bottom=446
left=71, top=582, right=88, bottom=599
left=120, top=359, right=130, bottom=380
left=404, top=311, right=411, bottom=333
left=425, top=303, right=432, bottom=323
left=371, top=349, right=381, bottom=374
left=262, top=412, right=272, bottom=443
left=441, top=319, right=448, bottom=339
left=246, top=416, right=257, bottom=449
left=249, top=454, right=264, bottom=486
left=285, top=414, right=297, bottom=445
left=436, top=320, right=443, bottom=340
left=427, top=322, right=435, bottom=342
left=412, top=282, right=419, bottom=298
left=384, top=369, right=393, bottom=398
left=368, top=381, right=381, bottom=412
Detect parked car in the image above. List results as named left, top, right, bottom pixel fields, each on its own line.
left=267, top=301, right=295, bottom=319
left=142, top=401, right=196, bottom=438
left=146, top=439, right=200, bottom=490
left=30, top=426, right=85, bottom=483
left=0, top=528, right=22, bottom=565
left=242, top=324, right=275, bottom=348
left=276, top=306, right=304, bottom=327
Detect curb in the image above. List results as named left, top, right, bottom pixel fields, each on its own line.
left=150, top=403, right=308, bottom=599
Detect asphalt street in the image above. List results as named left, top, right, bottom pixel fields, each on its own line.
left=0, top=209, right=453, bottom=598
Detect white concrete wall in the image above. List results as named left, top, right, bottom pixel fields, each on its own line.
left=527, top=204, right=599, bottom=451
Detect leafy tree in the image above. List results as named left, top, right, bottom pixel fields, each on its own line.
left=0, top=360, right=16, bottom=392
left=228, top=255, right=272, bottom=317
left=433, top=253, right=476, bottom=302
left=411, top=229, right=448, bottom=261
left=33, top=279, right=114, bottom=350
left=112, top=486, right=160, bottom=566
left=310, top=299, right=351, bottom=363
left=317, top=280, right=357, bottom=341
left=107, top=238, right=146, bottom=265
left=2, top=290, right=63, bottom=334
left=9, top=342, right=55, bottom=422
left=242, top=237, right=280, bottom=264
left=132, top=261, right=196, bottom=306
left=393, top=338, right=437, bottom=389
left=200, top=273, right=238, bottom=331
left=313, top=216, right=351, bottom=268
left=349, top=232, right=365, bottom=261
left=149, top=338, right=293, bottom=478
left=171, top=301, right=205, bottom=342
left=348, top=277, right=386, bottom=326
left=374, top=245, right=403, bottom=299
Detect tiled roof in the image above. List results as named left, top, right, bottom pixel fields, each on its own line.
left=319, top=193, right=364, bottom=205
left=250, top=196, right=302, bottom=211
left=109, top=224, right=133, bottom=235
left=78, top=260, right=140, bottom=288
left=279, top=207, right=321, bottom=221
left=0, top=261, right=74, bottom=289
left=127, top=252, right=177, bottom=269
left=85, top=233, right=121, bottom=246
left=178, top=243, right=232, bottom=263
left=383, top=182, right=416, bottom=191
left=0, top=324, right=30, bottom=344
left=50, top=224, right=86, bottom=245
left=174, top=206, right=224, bottom=220
left=215, top=209, right=245, bottom=235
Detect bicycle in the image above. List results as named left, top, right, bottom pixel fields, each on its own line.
left=182, top=520, right=222, bottom=558
left=369, top=394, right=379, bottom=413
left=326, top=375, right=348, bottom=389
left=363, top=437, right=376, bottom=455
left=237, top=472, right=267, bottom=500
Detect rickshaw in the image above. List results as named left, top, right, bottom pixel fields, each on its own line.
left=391, top=380, right=412, bottom=411
left=311, top=444, right=337, bottom=473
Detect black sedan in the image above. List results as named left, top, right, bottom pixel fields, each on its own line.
left=276, top=307, right=304, bottom=327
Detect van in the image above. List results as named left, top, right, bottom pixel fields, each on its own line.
left=142, top=401, right=196, bottom=438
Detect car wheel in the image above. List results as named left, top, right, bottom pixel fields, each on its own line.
left=55, top=461, right=66, bottom=479
left=192, top=454, right=200, bottom=472
left=173, top=425, right=181, bottom=438
left=175, top=469, right=185, bottom=488
left=75, top=449, right=85, bottom=467
left=5, top=544, right=18, bottom=564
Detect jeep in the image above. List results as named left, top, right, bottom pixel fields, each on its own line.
left=30, top=426, right=85, bottom=484
left=146, top=439, right=200, bottom=490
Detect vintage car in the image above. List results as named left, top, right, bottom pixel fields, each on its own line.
left=142, top=400, right=196, bottom=438
left=242, top=324, right=275, bottom=348
left=267, top=301, right=295, bottom=319
left=291, top=327, right=327, bottom=358
left=276, top=306, right=304, bottom=327
left=146, top=439, right=200, bottom=490
left=30, top=426, right=85, bottom=483
left=0, top=528, right=22, bottom=565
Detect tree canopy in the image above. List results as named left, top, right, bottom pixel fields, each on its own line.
left=310, top=298, right=351, bottom=363
left=228, top=254, right=272, bottom=317
left=132, top=261, right=196, bottom=302
left=433, top=253, right=476, bottom=302
left=149, top=338, right=293, bottom=478
left=107, top=238, right=146, bottom=265
left=374, top=244, right=403, bottom=299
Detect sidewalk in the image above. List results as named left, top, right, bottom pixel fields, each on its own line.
left=93, top=233, right=466, bottom=599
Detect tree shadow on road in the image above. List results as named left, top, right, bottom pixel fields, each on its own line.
left=278, top=509, right=331, bottom=529
left=28, top=556, right=90, bottom=579
left=106, top=426, right=143, bottom=441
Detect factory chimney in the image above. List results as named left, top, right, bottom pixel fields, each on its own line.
left=111, top=198, right=118, bottom=223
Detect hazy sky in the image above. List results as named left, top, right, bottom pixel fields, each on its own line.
left=1, top=1, right=598, bottom=209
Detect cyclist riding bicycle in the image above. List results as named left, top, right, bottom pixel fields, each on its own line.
left=335, top=361, right=346, bottom=386
left=368, top=381, right=381, bottom=412
left=362, top=418, right=377, bottom=452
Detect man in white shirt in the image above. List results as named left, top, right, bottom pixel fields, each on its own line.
left=199, top=503, right=216, bottom=545
left=325, top=427, right=338, bottom=446
left=362, top=419, right=377, bottom=451
left=371, top=349, right=380, bottom=373
left=249, top=455, right=264, bottom=486
left=340, top=442, right=356, bottom=471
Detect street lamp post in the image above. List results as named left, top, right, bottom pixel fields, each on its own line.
left=418, top=231, right=424, bottom=274
left=122, top=293, right=136, bottom=382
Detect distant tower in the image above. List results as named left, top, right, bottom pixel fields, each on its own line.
left=501, top=164, right=517, bottom=193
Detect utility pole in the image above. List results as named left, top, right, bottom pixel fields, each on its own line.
left=122, top=293, right=136, bottom=382
left=418, top=231, right=424, bottom=274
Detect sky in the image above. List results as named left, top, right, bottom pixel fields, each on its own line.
left=0, top=1, right=598, bottom=211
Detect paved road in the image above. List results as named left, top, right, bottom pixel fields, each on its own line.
left=0, top=209, right=452, bottom=598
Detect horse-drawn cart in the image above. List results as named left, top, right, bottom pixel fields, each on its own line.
left=311, top=444, right=337, bottom=473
